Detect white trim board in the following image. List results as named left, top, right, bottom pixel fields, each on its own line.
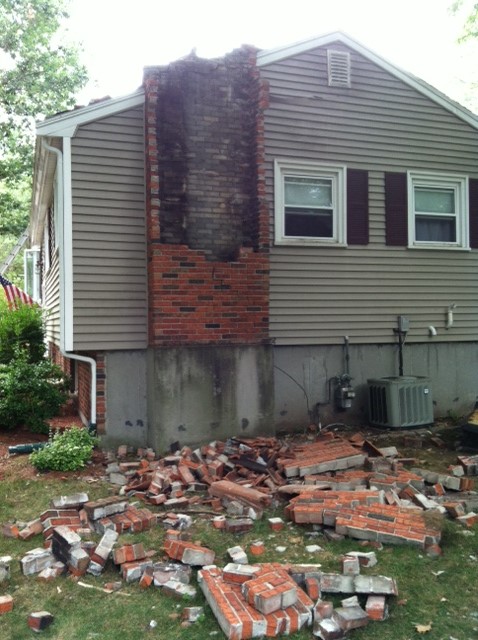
left=36, top=89, right=145, bottom=137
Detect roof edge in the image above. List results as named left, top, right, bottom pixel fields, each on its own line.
left=36, top=88, right=145, bottom=137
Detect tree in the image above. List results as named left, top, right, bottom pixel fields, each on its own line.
left=452, top=1, right=478, bottom=40
left=0, top=0, right=88, bottom=282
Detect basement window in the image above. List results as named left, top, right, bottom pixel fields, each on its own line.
left=274, top=160, right=346, bottom=246
left=327, top=49, right=351, bottom=87
left=407, top=171, right=469, bottom=249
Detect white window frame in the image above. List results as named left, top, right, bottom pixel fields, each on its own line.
left=24, top=248, right=41, bottom=302
left=407, top=171, right=469, bottom=250
left=274, top=160, right=347, bottom=246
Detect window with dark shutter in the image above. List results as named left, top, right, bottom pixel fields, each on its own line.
left=385, top=172, right=408, bottom=246
left=469, top=178, right=478, bottom=249
left=347, top=169, right=369, bottom=245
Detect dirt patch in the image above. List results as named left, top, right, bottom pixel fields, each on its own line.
left=0, top=417, right=107, bottom=482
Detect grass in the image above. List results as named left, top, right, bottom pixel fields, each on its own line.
left=1, top=430, right=478, bottom=639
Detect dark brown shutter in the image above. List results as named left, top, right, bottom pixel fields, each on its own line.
left=469, top=178, right=478, bottom=249
left=385, top=172, right=408, bottom=246
left=347, top=169, right=369, bottom=245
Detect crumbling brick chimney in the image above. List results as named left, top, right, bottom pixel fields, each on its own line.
left=144, top=47, right=270, bottom=347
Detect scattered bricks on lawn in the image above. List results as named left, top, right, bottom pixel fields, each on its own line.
left=365, top=595, right=388, bottom=621
left=0, top=595, right=13, bottom=615
left=288, top=565, right=323, bottom=590
left=139, top=565, right=154, bottom=589
left=164, top=539, right=215, bottom=566
left=0, top=556, right=12, bottom=582
left=122, top=559, right=153, bottom=582
left=345, top=551, right=377, bottom=568
left=212, top=516, right=226, bottom=529
left=305, top=577, right=321, bottom=601
left=67, top=547, right=91, bottom=575
left=319, top=574, right=355, bottom=594
left=21, top=548, right=55, bottom=576
left=353, top=575, right=398, bottom=596
left=223, top=563, right=261, bottom=584
left=182, top=607, right=204, bottom=623
left=458, top=454, right=478, bottom=475
left=313, top=617, right=345, bottom=640
left=2, top=523, right=20, bottom=538
left=51, top=525, right=82, bottom=564
left=225, top=518, right=254, bottom=534
left=209, top=480, right=272, bottom=511
left=449, top=465, right=465, bottom=477
left=249, top=541, right=265, bottom=556
left=27, top=611, right=54, bottom=632
left=456, top=512, right=478, bottom=527
left=113, top=543, right=146, bottom=565
left=333, top=605, right=369, bottom=632
left=51, top=493, right=89, bottom=510
left=313, top=599, right=334, bottom=621
left=153, top=562, right=192, bottom=586
left=83, top=497, right=129, bottom=521
left=341, top=555, right=360, bottom=576
left=161, top=579, right=197, bottom=599
left=19, top=518, right=43, bottom=540
left=228, top=546, right=248, bottom=565
left=268, top=517, right=284, bottom=532
left=444, top=502, right=466, bottom=518
left=87, top=529, right=118, bottom=576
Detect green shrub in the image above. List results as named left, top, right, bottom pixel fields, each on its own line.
left=0, top=302, right=45, bottom=364
left=0, top=347, right=69, bottom=432
left=30, top=426, right=98, bottom=472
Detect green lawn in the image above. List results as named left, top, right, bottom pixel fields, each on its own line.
left=0, top=439, right=477, bottom=640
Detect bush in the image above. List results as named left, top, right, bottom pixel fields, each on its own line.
left=30, top=426, right=98, bottom=471
left=0, top=347, right=69, bottom=433
left=0, top=302, right=45, bottom=364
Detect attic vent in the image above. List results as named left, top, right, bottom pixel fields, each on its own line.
left=327, top=49, right=351, bottom=87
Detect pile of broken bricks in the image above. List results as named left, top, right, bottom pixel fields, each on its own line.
left=2, top=431, right=478, bottom=637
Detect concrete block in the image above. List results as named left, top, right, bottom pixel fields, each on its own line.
left=333, top=605, right=369, bottom=631
left=313, top=617, right=345, bottom=639
left=353, top=575, right=398, bottom=596
left=21, top=548, right=55, bottom=576
left=0, top=556, right=12, bottom=582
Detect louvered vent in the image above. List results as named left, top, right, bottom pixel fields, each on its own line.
left=327, top=50, right=351, bottom=87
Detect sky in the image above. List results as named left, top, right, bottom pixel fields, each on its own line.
left=68, top=0, right=478, bottom=112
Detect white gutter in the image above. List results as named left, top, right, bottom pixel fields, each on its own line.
left=41, top=139, right=97, bottom=428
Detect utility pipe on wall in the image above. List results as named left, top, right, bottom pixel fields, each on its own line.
left=41, top=139, right=97, bottom=431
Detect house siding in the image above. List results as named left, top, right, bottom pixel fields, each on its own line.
left=43, top=251, right=61, bottom=345
left=71, top=106, right=147, bottom=350
left=261, top=42, right=478, bottom=345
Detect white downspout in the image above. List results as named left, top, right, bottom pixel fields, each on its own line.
left=41, top=139, right=97, bottom=429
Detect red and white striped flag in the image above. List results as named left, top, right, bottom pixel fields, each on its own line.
left=0, top=274, right=35, bottom=309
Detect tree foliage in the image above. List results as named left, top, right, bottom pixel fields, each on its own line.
left=0, top=0, right=88, bottom=184
left=0, top=0, right=88, bottom=276
left=452, top=1, right=478, bottom=40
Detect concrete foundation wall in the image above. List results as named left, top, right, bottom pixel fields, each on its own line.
left=274, top=342, right=478, bottom=430
left=104, top=350, right=148, bottom=447
left=147, top=345, right=274, bottom=452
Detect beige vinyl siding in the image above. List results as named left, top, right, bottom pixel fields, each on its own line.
left=71, top=106, right=147, bottom=350
left=262, top=44, right=478, bottom=345
left=43, top=250, right=60, bottom=345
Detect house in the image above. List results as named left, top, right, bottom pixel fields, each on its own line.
left=27, top=32, right=478, bottom=449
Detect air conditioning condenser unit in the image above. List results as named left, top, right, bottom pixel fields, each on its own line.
left=367, top=376, right=433, bottom=428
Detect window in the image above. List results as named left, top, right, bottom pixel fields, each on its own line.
left=274, top=160, right=346, bottom=245
left=24, top=248, right=41, bottom=302
left=407, top=171, right=469, bottom=249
